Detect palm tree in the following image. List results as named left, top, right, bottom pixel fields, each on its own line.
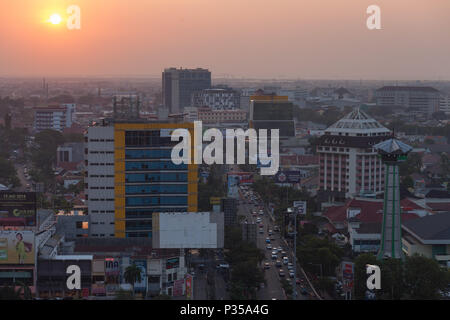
left=123, top=264, right=142, bottom=296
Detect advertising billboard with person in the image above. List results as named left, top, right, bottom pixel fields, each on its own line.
left=0, top=231, right=35, bottom=265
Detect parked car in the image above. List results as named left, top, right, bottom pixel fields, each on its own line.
left=266, top=244, right=272, bottom=250
left=264, top=262, right=271, bottom=270
left=279, top=269, right=285, bottom=277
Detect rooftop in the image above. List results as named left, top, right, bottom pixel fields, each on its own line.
left=402, top=212, right=450, bottom=244
left=325, top=108, right=390, bottom=135
left=376, top=86, right=439, bottom=93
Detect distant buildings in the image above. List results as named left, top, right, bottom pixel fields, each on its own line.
left=33, top=103, right=75, bottom=132
left=375, top=86, right=440, bottom=118
left=317, top=108, right=391, bottom=202
left=440, top=95, right=450, bottom=115
left=192, top=87, right=240, bottom=110
left=162, top=68, right=211, bottom=114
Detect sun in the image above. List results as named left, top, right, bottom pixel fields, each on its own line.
left=48, top=13, right=62, bottom=25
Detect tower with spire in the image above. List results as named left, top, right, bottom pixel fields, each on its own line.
left=374, top=138, right=412, bottom=260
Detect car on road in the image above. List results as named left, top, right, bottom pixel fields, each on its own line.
left=287, top=263, right=294, bottom=270
left=289, top=271, right=295, bottom=278
left=301, top=287, right=308, bottom=295
left=296, top=278, right=302, bottom=285
left=268, top=230, right=272, bottom=236
left=275, top=260, right=282, bottom=267
left=265, top=238, right=271, bottom=244
left=271, top=254, right=278, bottom=260
left=277, top=247, right=282, bottom=253
left=278, top=269, right=285, bottom=277
left=283, top=257, right=289, bottom=265
left=264, top=262, right=270, bottom=270
left=281, top=251, right=287, bottom=257
left=256, top=218, right=262, bottom=223
left=259, top=229, right=264, bottom=234
left=217, top=263, right=230, bottom=269
left=271, top=250, right=277, bottom=256
left=266, top=245, right=272, bottom=250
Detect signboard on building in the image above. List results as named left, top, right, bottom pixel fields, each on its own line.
left=0, top=231, right=35, bottom=265
left=173, top=279, right=184, bottom=297
left=166, top=257, right=179, bottom=270
left=105, top=258, right=120, bottom=276
left=0, top=192, right=37, bottom=226
left=293, top=201, right=307, bottom=215
left=210, top=197, right=221, bottom=205
left=227, top=172, right=253, bottom=198
left=133, top=260, right=147, bottom=293
left=185, top=274, right=193, bottom=299
left=274, top=171, right=301, bottom=184
left=342, top=261, right=354, bottom=291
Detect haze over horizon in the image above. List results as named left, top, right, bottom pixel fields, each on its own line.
left=0, top=0, right=449, bottom=80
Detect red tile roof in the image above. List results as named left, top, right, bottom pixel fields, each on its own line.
left=427, top=202, right=450, bottom=212
left=324, top=198, right=424, bottom=225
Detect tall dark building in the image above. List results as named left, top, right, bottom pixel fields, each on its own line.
left=162, top=68, right=212, bottom=114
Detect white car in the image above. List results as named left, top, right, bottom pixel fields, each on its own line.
left=266, top=245, right=272, bottom=250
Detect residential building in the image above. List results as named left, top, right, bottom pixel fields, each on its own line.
left=197, top=107, right=247, bottom=124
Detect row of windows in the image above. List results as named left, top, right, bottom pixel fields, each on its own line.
left=126, top=173, right=187, bottom=183
left=90, top=198, right=115, bottom=201
left=125, top=184, right=187, bottom=194
left=91, top=210, right=115, bottom=213
left=125, top=149, right=175, bottom=159
left=90, top=187, right=114, bottom=190
left=126, top=207, right=187, bottom=219
left=125, top=196, right=187, bottom=206
left=89, top=151, right=114, bottom=154
left=125, top=161, right=187, bottom=171
left=125, top=131, right=173, bottom=147
left=89, top=163, right=114, bottom=166
left=89, top=175, right=114, bottom=178
left=353, top=240, right=380, bottom=245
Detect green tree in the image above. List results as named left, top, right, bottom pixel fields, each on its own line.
left=124, top=264, right=142, bottom=295
left=0, top=157, right=20, bottom=188
left=378, top=258, right=405, bottom=300
left=353, top=253, right=378, bottom=300
left=403, top=255, right=449, bottom=299
left=401, top=175, right=414, bottom=189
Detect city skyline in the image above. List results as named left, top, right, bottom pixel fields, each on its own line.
left=0, top=0, right=449, bottom=80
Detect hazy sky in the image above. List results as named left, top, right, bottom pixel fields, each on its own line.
left=0, top=0, right=449, bottom=79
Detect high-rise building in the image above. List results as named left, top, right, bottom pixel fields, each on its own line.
left=249, top=93, right=295, bottom=137
left=375, top=138, right=412, bottom=260
left=162, top=68, right=211, bottom=114
left=375, top=86, right=440, bottom=118
left=317, top=109, right=391, bottom=202
left=85, top=120, right=198, bottom=238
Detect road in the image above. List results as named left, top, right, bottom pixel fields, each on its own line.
left=14, top=163, right=32, bottom=192
left=239, top=186, right=317, bottom=300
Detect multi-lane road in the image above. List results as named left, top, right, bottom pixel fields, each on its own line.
left=238, top=188, right=313, bottom=300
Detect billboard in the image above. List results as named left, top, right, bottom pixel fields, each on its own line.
left=274, top=171, right=301, bottom=184
left=153, top=211, right=224, bottom=249
left=0, top=192, right=37, bottom=226
left=132, top=260, right=147, bottom=293
left=0, top=231, right=35, bottom=265
left=293, top=201, right=307, bottom=215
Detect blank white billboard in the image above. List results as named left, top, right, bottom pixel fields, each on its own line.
left=154, top=212, right=223, bottom=249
